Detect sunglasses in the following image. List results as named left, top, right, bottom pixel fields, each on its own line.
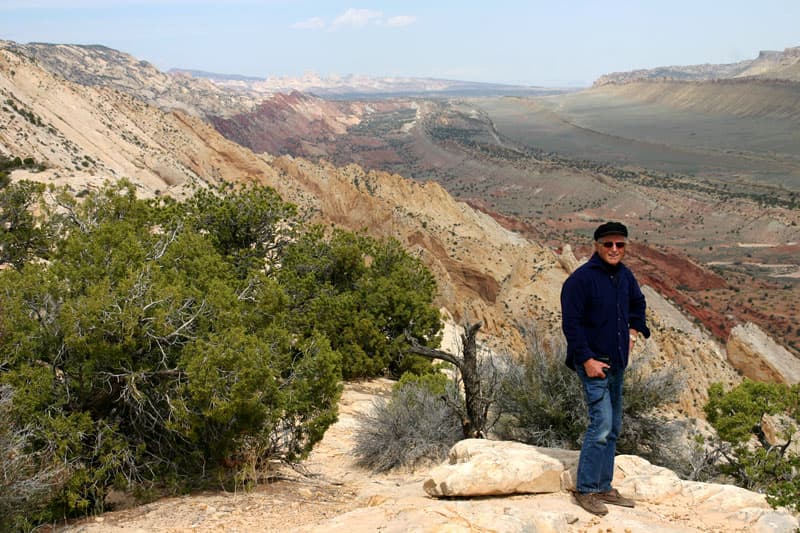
left=600, top=241, right=626, bottom=249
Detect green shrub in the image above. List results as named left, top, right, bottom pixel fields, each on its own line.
left=396, top=368, right=450, bottom=395
left=278, top=227, right=441, bottom=379
left=705, top=380, right=798, bottom=444
left=0, top=180, right=440, bottom=526
left=0, top=179, right=52, bottom=269
left=704, top=379, right=800, bottom=512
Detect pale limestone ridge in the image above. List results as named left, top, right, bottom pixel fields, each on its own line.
left=736, top=47, right=800, bottom=80
left=727, top=322, right=800, bottom=384
left=642, top=286, right=703, bottom=339
left=200, top=70, right=562, bottom=98
left=557, top=243, right=580, bottom=274
left=0, top=42, right=288, bottom=198
left=1, top=40, right=260, bottom=118
left=590, top=78, right=800, bottom=121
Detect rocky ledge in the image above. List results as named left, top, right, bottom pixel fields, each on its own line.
left=306, top=438, right=798, bottom=533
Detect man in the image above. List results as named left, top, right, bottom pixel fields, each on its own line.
left=560, top=221, right=650, bottom=516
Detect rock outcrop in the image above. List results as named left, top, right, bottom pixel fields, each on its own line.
left=727, top=322, right=800, bottom=384
left=423, top=439, right=799, bottom=533
left=762, top=413, right=800, bottom=456
left=60, top=381, right=800, bottom=533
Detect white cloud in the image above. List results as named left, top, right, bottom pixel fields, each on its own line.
left=291, top=17, right=326, bottom=30
left=384, top=15, right=417, bottom=28
left=330, top=8, right=383, bottom=29
left=289, top=9, right=417, bottom=32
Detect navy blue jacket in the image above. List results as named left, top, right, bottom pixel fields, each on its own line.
left=561, top=252, right=650, bottom=371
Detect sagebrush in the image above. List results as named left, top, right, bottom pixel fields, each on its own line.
left=353, top=380, right=462, bottom=472
left=493, top=333, right=687, bottom=467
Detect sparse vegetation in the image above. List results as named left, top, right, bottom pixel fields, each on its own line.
left=0, top=180, right=442, bottom=527
left=494, top=333, right=687, bottom=467
left=0, top=385, right=65, bottom=532
left=703, top=380, right=800, bottom=513
left=0, top=178, right=52, bottom=269
left=4, top=99, right=44, bottom=127
left=355, top=324, right=688, bottom=474
left=353, top=378, right=463, bottom=472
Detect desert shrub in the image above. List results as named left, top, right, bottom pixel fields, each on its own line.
left=704, top=380, right=800, bottom=512
left=493, top=334, right=686, bottom=466
left=705, top=380, right=798, bottom=444
left=177, top=182, right=298, bottom=277
left=0, top=180, right=440, bottom=526
left=0, top=385, right=65, bottom=531
left=618, top=357, right=687, bottom=467
left=493, top=344, right=587, bottom=448
left=395, top=368, right=450, bottom=395
left=353, top=378, right=462, bottom=472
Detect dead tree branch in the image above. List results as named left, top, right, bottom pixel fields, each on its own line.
left=405, top=319, right=487, bottom=439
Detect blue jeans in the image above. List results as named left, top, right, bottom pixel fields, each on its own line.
left=576, top=365, right=624, bottom=493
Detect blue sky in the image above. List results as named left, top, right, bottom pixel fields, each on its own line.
left=1, top=0, right=799, bottom=87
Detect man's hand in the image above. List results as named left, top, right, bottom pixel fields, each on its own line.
left=629, top=329, right=638, bottom=352
left=583, top=358, right=610, bottom=378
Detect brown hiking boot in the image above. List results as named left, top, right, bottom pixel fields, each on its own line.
left=574, top=492, right=608, bottom=516
left=597, top=488, right=635, bottom=508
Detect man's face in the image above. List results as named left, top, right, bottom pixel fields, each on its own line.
left=595, top=235, right=627, bottom=266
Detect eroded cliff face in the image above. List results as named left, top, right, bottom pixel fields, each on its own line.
left=0, top=39, right=775, bottom=417
left=727, top=322, right=800, bottom=384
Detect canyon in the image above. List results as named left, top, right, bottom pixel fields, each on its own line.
left=2, top=38, right=800, bottom=531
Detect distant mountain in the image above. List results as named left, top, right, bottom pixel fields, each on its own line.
left=594, top=46, right=800, bottom=86
left=185, top=70, right=572, bottom=99
left=169, top=68, right=264, bottom=83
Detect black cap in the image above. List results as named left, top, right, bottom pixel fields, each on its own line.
left=594, top=221, right=628, bottom=241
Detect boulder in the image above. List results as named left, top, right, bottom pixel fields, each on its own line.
left=422, top=439, right=799, bottom=532
left=726, top=322, right=800, bottom=384
left=423, top=439, right=569, bottom=497
left=761, top=412, right=800, bottom=456
left=557, top=244, right=580, bottom=274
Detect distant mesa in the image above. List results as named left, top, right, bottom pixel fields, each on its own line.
left=593, top=46, right=800, bottom=86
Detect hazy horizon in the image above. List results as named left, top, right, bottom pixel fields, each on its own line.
left=1, top=1, right=799, bottom=87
